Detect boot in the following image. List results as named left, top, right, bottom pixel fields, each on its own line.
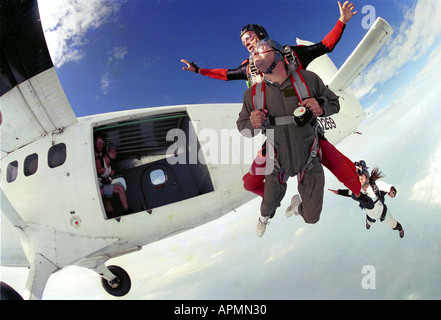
left=286, top=195, right=301, bottom=218
left=256, top=216, right=269, bottom=237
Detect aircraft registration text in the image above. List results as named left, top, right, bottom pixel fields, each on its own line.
left=317, top=116, right=337, bottom=131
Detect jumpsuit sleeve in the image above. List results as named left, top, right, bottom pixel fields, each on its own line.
left=336, top=189, right=375, bottom=211
left=199, top=60, right=249, bottom=81
left=199, top=68, right=229, bottom=80
left=237, top=88, right=259, bottom=137
left=293, top=20, right=346, bottom=69
left=376, top=181, right=395, bottom=194
left=337, top=189, right=352, bottom=197
left=321, top=20, right=346, bottom=51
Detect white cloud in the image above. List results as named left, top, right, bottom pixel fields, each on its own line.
left=411, top=141, right=441, bottom=206
left=38, top=0, right=125, bottom=68
left=98, top=46, right=129, bottom=94
left=110, top=46, right=128, bottom=61
left=100, top=72, right=110, bottom=94
left=352, top=0, right=441, bottom=99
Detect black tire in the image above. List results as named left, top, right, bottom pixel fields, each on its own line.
left=1, top=281, right=23, bottom=300
left=100, top=265, right=131, bottom=297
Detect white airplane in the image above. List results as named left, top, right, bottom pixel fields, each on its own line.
left=0, top=0, right=393, bottom=299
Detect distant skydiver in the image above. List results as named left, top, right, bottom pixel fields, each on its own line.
left=329, top=161, right=404, bottom=238
left=180, top=2, right=364, bottom=209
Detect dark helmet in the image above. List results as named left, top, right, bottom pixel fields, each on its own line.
left=354, top=160, right=369, bottom=177
left=106, top=143, right=117, bottom=154
left=240, top=24, right=269, bottom=40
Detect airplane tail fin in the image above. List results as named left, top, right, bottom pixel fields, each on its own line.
left=328, top=17, right=393, bottom=92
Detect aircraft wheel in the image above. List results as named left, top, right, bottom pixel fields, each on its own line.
left=1, top=281, right=23, bottom=300
left=101, top=265, right=131, bottom=297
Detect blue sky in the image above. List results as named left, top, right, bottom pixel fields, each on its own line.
left=3, top=0, right=441, bottom=300
left=37, top=0, right=415, bottom=117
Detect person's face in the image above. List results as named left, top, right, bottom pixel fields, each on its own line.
left=359, top=174, right=368, bottom=186
left=252, top=43, right=275, bottom=73
left=95, top=138, right=104, bottom=151
left=241, top=31, right=259, bottom=52
left=108, top=148, right=117, bottom=159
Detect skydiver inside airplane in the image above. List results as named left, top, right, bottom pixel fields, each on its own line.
left=181, top=2, right=364, bottom=204
left=0, top=0, right=393, bottom=299
left=95, top=140, right=133, bottom=218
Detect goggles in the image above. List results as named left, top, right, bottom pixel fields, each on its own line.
left=241, top=32, right=257, bottom=46
left=252, top=42, right=274, bottom=56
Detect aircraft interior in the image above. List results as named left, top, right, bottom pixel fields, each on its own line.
left=94, top=111, right=214, bottom=219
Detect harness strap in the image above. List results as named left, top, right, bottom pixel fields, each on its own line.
left=371, top=182, right=386, bottom=205
left=248, top=59, right=264, bottom=87
left=269, top=115, right=295, bottom=126
left=284, top=45, right=310, bottom=101
left=380, top=204, right=388, bottom=222
left=366, top=214, right=376, bottom=223
left=251, top=81, right=268, bottom=129
left=289, top=71, right=310, bottom=103
left=370, top=182, right=388, bottom=221
left=252, top=81, right=266, bottom=112
left=297, top=130, right=322, bottom=182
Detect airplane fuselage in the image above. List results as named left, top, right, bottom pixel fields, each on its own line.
left=1, top=103, right=260, bottom=269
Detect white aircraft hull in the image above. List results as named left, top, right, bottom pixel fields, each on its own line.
left=2, top=103, right=257, bottom=268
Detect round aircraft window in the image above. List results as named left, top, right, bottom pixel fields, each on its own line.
left=150, top=169, right=167, bottom=186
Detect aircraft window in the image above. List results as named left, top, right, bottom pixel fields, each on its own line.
left=150, top=169, right=167, bottom=186
left=24, top=153, right=38, bottom=176
left=6, top=161, right=18, bottom=183
left=48, top=143, right=67, bottom=168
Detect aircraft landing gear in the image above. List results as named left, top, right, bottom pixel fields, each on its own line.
left=100, top=265, right=131, bottom=297
left=0, top=281, right=23, bottom=300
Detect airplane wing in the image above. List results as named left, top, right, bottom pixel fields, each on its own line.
left=327, top=17, right=393, bottom=92
left=0, top=0, right=77, bottom=158
left=296, top=17, right=393, bottom=93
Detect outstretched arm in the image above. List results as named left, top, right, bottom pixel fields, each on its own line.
left=180, top=59, right=248, bottom=81
left=293, top=1, right=356, bottom=69
left=328, top=188, right=351, bottom=197
left=329, top=188, right=375, bottom=209
left=321, top=1, right=357, bottom=50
